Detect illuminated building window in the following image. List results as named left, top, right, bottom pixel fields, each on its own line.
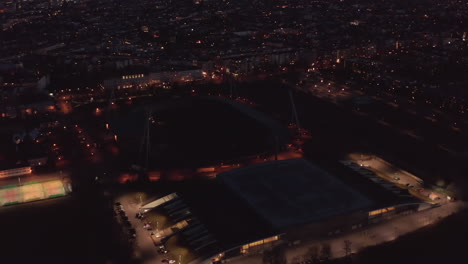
left=240, top=235, right=279, bottom=254
left=369, top=207, right=395, bottom=217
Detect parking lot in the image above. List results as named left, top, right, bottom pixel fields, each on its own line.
left=115, top=192, right=190, bottom=264
left=344, top=153, right=448, bottom=204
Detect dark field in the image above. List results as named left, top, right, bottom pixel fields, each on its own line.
left=0, top=192, right=132, bottom=264
left=112, top=97, right=273, bottom=168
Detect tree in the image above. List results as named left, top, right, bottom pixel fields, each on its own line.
left=320, top=243, right=332, bottom=261
left=263, top=249, right=274, bottom=264
left=272, top=244, right=287, bottom=264
left=291, top=256, right=300, bottom=264
left=263, top=244, right=287, bottom=264
left=305, top=245, right=319, bottom=262
left=343, top=240, right=352, bottom=257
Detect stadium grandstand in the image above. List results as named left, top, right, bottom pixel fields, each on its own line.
left=140, top=159, right=427, bottom=264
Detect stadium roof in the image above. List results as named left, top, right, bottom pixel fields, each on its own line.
left=180, top=180, right=276, bottom=252
left=218, top=159, right=375, bottom=229
left=142, top=181, right=277, bottom=263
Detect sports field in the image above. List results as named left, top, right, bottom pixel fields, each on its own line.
left=0, top=180, right=67, bottom=206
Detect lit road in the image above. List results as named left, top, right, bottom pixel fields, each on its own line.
left=0, top=170, right=71, bottom=186
left=286, top=201, right=466, bottom=262
left=115, top=148, right=304, bottom=183
left=228, top=201, right=466, bottom=264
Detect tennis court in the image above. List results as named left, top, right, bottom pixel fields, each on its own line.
left=0, top=188, right=21, bottom=206
left=42, top=180, right=66, bottom=198
left=0, top=179, right=68, bottom=206
left=21, top=183, right=46, bottom=202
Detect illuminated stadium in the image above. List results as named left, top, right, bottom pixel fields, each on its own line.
left=141, top=159, right=428, bottom=264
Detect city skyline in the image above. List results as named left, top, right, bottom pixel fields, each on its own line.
left=0, top=0, right=467, bottom=264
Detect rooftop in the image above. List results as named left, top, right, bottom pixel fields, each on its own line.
left=218, top=159, right=375, bottom=229
left=145, top=181, right=276, bottom=263
left=180, top=180, right=275, bottom=254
